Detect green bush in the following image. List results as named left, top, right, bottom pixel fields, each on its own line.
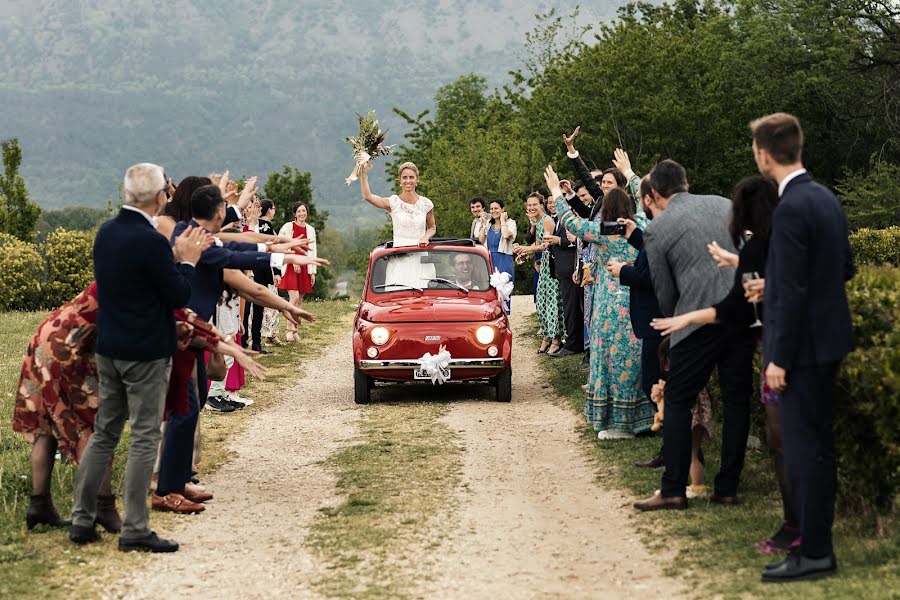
left=0, top=233, right=43, bottom=310
left=836, top=265, right=900, bottom=511
left=41, top=228, right=94, bottom=309
left=849, top=227, right=900, bottom=266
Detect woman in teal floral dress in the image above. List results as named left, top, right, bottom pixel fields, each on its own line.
left=545, top=163, right=655, bottom=439
left=517, top=193, right=565, bottom=353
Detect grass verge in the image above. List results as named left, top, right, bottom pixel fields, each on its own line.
left=306, top=399, right=462, bottom=599
left=531, top=319, right=899, bottom=599
left=0, top=299, right=357, bottom=599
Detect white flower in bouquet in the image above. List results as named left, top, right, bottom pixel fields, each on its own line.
left=345, top=111, right=395, bottom=185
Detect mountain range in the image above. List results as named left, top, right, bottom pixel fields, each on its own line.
left=1, top=0, right=624, bottom=223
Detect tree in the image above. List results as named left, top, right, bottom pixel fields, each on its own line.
left=263, top=166, right=328, bottom=231
left=837, top=158, right=900, bottom=229
left=0, top=139, right=41, bottom=241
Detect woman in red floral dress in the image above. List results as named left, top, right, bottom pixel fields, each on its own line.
left=277, top=202, right=317, bottom=341
left=13, top=283, right=264, bottom=531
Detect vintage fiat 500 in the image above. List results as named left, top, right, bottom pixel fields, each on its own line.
left=353, top=239, right=512, bottom=404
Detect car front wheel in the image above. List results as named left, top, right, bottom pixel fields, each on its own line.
left=354, top=366, right=372, bottom=404
left=495, top=366, right=512, bottom=403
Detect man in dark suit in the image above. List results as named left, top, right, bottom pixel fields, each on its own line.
left=71, top=163, right=211, bottom=553
left=546, top=191, right=584, bottom=356
left=154, top=185, right=323, bottom=511
left=751, top=113, right=854, bottom=583
left=634, top=160, right=756, bottom=512
left=607, top=176, right=664, bottom=468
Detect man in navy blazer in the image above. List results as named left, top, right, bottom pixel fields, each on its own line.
left=751, top=113, right=854, bottom=583
left=71, top=163, right=211, bottom=553
left=154, top=185, right=323, bottom=509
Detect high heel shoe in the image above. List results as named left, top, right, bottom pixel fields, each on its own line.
left=95, top=495, right=122, bottom=533
left=537, top=339, right=550, bottom=354
left=26, top=494, right=70, bottom=530
left=547, top=342, right=561, bottom=355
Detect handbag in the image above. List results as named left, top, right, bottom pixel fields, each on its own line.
left=206, top=351, right=227, bottom=381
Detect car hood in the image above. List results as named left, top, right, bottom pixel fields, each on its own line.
left=360, top=296, right=502, bottom=323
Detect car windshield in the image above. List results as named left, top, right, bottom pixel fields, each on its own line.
left=370, top=250, right=491, bottom=294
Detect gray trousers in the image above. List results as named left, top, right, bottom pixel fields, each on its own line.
left=72, top=354, right=171, bottom=539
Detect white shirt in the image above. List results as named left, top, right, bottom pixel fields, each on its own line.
left=778, top=168, right=807, bottom=197
left=122, top=204, right=158, bottom=229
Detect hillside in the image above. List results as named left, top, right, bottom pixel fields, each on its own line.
left=0, top=0, right=623, bottom=223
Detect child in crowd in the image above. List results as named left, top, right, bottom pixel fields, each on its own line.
left=654, top=337, right=712, bottom=498
left=208, top=288, right=253, bottom=412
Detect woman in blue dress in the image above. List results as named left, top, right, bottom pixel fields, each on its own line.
left=479, top=200, right=516, bottom=312
left=545, top=164, right=655, bottom=439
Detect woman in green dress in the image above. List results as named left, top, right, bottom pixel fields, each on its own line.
left=545, top=164, right=655, bottom=439
left=516, top=192, right=565, bottom=353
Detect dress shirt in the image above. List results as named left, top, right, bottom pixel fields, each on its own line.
left=778, top=168, right=807, bottom=197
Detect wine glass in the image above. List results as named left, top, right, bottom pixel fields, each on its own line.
left=742, top=271, right=763, bottom=328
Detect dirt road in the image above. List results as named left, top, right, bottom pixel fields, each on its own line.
left=113, top=297, right=682, bottom=599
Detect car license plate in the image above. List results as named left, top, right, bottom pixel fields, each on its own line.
left=414, top=368, right=450, bottom=380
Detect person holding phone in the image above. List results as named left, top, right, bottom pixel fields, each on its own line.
left=545, top=165, right=654, bottom=440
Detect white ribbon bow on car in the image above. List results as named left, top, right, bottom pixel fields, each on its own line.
left=416, top=345, right=452, bottom=385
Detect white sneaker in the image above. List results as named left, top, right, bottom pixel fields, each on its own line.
left=226, top=393, right=254, bottom=406
left=597, top=430, right=635, bottom=440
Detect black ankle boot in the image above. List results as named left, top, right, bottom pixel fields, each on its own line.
left=26, top=494, right=70, bottom=530
left=95, top=495, right=122, bottom=533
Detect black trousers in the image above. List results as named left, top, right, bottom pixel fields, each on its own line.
left=660, top=324, right=756, bottom=498
left=639, top=335, right=662, bottom=399
left=780, top=362, right=839, bottom=558
left=241, top=301, right=264, bottom=348
left=556, top=273, right=584, bottom=352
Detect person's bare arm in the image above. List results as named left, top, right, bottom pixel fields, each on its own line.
left=359, top=163, right=391, bottom=210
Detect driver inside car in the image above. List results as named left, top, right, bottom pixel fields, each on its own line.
left=451, top=253, right=478, bottom=290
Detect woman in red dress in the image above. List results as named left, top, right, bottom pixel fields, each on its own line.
left=277, top=202, right=318, bottom=341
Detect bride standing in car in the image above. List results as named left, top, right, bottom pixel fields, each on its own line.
left=359, top=161, right=437, bottom=287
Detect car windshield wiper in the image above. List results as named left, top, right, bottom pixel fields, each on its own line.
left=374, top=283, right=424, bottom=292
left=423, top=277, right=470, bottom=293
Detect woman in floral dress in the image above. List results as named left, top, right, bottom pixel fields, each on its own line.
left=546, top=165, right=655, bottom=439
left=13, top=284, right=264, bottom=530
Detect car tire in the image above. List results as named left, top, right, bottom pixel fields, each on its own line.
left=354, top=367, right=372, bottom=404
left=495, top=366, right=512, bottom=403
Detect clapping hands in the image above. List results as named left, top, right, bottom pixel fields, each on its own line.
left=563, top=126, right=580, bottom=154
left=173, top=226, right=214, bottom=264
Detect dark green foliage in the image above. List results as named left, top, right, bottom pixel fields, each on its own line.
left=849, top=227, right=900, bottom=266
left=36, top=206, right=111, bottom=241
left=41, top=229, right=95, bottom=309
left=0, top=234, right=43, bottom=310
left=264, top=166, right=328, bottom=232
left=836, top=265, right=900, bottom=511
left=0, top=139, right=41, bottom=242
left=837, top=160, right=900, bottom=230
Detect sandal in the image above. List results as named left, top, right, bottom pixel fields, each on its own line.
left=547, top=342, right=561, bottom=354
left=537, top=339, right=550, bottom=354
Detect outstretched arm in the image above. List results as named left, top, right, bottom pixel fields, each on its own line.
left=359, top=163, right=391, bottom=210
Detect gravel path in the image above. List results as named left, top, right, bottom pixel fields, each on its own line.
left=112, top=296, right=684, bottom=599
left=111, top=333, right=358, bottom=599
left=426, top=296, right=685, bottom=599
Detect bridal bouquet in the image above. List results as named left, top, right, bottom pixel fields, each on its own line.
left=345, top=111, right=395, bottom=185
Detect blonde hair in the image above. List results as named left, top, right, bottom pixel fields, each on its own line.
left=123, top=163, right=165, bottom=206
left=397, top=162, right=419, bottom=178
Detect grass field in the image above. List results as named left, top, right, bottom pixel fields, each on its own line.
left=533, top=322, right=899, bottom=599
left=0, top=299, right=357, bottom=599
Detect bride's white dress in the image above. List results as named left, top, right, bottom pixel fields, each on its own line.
left=386, top=194, right=435, bottom=288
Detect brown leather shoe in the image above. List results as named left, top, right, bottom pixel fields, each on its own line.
left=633, top=492, right=688, bottom=512
left=710, top=494, right=739, bottom=505
left=152, top=493, right=205, bottom=514
left=182, top=484, right=213, bottom=503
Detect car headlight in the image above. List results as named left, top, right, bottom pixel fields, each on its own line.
left=475, top=325, right=495, bottom=345
left=370, top=326, right=390, bottom=346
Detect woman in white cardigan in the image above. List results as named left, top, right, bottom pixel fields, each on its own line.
left=479, top=199, right=516, bottom=312
left=277, top=202, right=317, bottom=341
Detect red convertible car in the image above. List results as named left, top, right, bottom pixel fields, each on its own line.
left=353, top=239, right=513, bottom=404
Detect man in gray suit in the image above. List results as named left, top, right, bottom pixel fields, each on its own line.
left=633, top=160, right=756, bottom=511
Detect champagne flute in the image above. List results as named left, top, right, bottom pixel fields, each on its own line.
left=742, top=271, right=763, bottom=328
